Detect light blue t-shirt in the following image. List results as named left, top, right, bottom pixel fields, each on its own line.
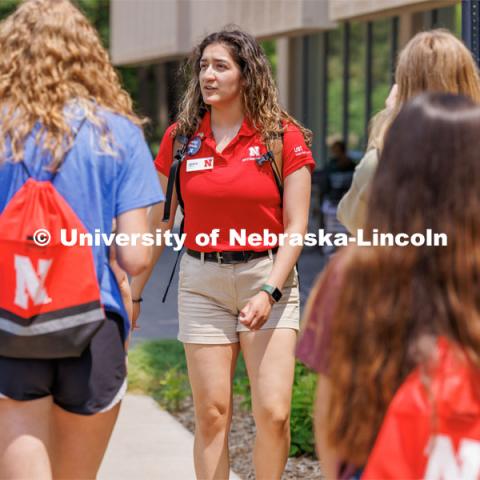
left=0, top=108, right=164, bottom=337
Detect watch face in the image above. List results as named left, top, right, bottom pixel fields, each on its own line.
left=261, top=284, right=282, bottom=302
left=271, top=288, right=282, bottom=302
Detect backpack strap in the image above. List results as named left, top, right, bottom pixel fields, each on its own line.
left=262, top=128, right=284, bottom=205
left=267, top=135, right=284, bottom=197
left=161, top=133, right=189, bottom=303
left=20, top=117, right=87, bottom=181
left=162, top=135, right=188, bottom=222
left=19, top=158, right=33, bottom=178
left=161, top=218, right=184, bottom=304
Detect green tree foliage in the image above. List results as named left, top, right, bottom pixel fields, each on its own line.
left=348, top=22, right=366, bottom=150
left=327, top=27, right=343, bottom=143
left=261, top=39, right=277, bottom=77
left=77, top=0, right=109, bottom=45
left=0, top=0, right=18, bottom=18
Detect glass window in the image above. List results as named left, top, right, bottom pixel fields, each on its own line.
left=348, top=22, right=366, bottom=152
left=326, top=26, right=343, bottom=145
left=261, top=40, right=277, bottom=78
left=424, top=5, right=458, bottom=34
left=371, top=19, right=393, bottom=116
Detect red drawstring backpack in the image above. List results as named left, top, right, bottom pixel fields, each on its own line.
left=0, top=121, right=105, bottom=358
left=363, top=338, right=480, bottom=479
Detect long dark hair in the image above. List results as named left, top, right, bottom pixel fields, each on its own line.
left=327, top=93, right=480, bottom=466
left=174, top=26, right=312, bottom=146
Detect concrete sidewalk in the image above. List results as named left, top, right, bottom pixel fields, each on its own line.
left=99, top=393, right=241, bottom=480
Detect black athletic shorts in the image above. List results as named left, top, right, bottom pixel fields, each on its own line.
left=0, top=311, right=127, bottom=415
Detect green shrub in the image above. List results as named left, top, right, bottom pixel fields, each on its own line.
left=233, top=374, right=252, bottom=410
left=232, top=358, right=318, bottom=457
left=155, top=367, right=190, bottom=411
left=290, top=362, right=317, bottom=456
left=231, top=352, right=251, bottom=410
left=128, top=340, right=190, bottom=410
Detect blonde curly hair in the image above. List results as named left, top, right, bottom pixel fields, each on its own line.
left=0, top=0, right=145, bottom=168
left=174, top=26, right=312, bottom=147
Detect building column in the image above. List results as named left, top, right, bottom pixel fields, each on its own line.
left=276, top=37, right=290, bottom=111
left=398, top=11, right=424, bottom=48
left=276, top=34, right=327, bottom=166
left=288, top=36, right=306, bottom=123
left=154, top=63, right=169, bottom=134
left=305, top=33, right=327, bottom=167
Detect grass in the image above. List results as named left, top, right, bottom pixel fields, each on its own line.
left=128, top=339, right=188, bottom=392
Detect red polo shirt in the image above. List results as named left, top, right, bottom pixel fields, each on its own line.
left=155, top=111, right=315, bottom=252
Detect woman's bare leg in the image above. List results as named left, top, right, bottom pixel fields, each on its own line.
left=184, top=343, right=240, bottom=480
left=240, top=329, right=296, bottom=480
left=0, top=396, right=53, bottom=480
left=50, top=402, right=121, bottom=479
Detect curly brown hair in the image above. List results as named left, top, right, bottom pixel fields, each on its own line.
left=0, top=0, right=145, bottom=168
left=327, top=93, right=480, bottom=467
left=174, top=26, right=312, bottom=146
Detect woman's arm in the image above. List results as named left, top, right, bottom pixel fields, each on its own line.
left=110, top=248, right=133, bottom=322
left=266, top=165, right=311, bottom=289
left=109, top=219, right=134, bottom=328
left=109, top=246, right=134, bottom=348
left=115, top=207, right=151, bottom=276
left=130, top=172, right=177, bottom=322
left=239, top=165, right=311, bottom=330
left=336, top=148, right=378, bottom=234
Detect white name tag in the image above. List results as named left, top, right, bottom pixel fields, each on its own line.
left=186, top=157, right=214, bottom=172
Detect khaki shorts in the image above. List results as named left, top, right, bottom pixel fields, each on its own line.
left=178, top=252, right=300, bottom=344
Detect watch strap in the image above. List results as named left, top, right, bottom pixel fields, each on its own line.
left=260, top=284, right=282, bottom=302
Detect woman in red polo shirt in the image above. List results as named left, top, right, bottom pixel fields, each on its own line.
left=131, top=27, right=314, bottom=478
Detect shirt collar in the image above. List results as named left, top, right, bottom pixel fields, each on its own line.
left=197, top=110, right=256, bottom=139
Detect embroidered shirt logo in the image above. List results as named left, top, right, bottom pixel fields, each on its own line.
left=249, top=146, right=260, bottom=157
left=242, top=146, right=262, bottom=162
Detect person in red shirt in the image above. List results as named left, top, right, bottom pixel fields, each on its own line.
left=297, top=93, right=480, bottom=478
left=363, top=338, right=480, bottom=479
left=131, top=27, right=314, bottom=478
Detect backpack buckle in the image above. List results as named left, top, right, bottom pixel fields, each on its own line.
left=256, top=150, right=273, bottom=166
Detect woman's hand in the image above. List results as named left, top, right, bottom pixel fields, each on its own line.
left=385, top=83, right=398, bottom=109
left=239, top=291, right=273, bottom=330
left=109, top=245, right=138, bottom=331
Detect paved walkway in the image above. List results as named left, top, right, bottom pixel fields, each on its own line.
left=99, top=394, right=241, bottom=480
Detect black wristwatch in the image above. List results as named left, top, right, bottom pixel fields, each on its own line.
left=260, top=284, right=282, bottom=302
